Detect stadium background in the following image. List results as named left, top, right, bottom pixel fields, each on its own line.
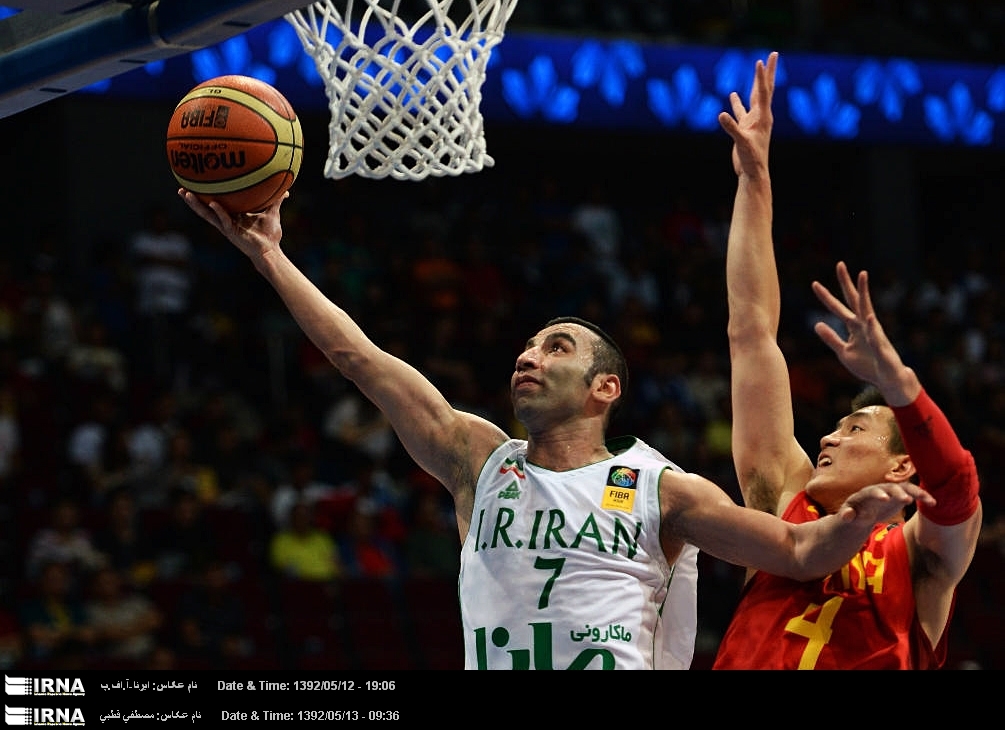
left=0, top=1, right=1002, bottom=670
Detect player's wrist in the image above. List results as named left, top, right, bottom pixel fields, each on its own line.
left=876, top=367, right=921, bottom=408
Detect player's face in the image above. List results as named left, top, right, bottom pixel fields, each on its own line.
left=805, top=405, right=903, bottom=513
left=510, top=323, right=597, bottom=430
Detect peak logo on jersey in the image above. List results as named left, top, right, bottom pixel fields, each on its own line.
left=5, top=706, right=85, bottom=726
left=602, top=467, right=638, bottom=513
left=5, top=677, right=84, bottom=697
left=498, top=482, right=521, bottom=500
left=499, top=458, right=526, bottom=479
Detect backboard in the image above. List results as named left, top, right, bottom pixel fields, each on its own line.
left=0, top=1, right=311, bottom=119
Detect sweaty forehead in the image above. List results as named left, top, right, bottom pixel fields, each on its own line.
left=854, top=405, right=890, bottom=418
left=841, top=405, right=890, bottom=426
left=527, top=323, right=593, bottom=349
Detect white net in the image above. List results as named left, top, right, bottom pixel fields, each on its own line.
left=285, top=0, right=519, bottom=181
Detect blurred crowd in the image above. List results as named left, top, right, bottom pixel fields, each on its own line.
left=0, top=131, right=1003, bottom=671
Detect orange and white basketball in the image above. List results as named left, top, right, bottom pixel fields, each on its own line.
left=166, top=75, right=304, bottom=215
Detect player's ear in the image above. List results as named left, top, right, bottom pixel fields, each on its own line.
left=888, top=454, right=916, bottom=483
left=593, top=373, right=621, bottom=404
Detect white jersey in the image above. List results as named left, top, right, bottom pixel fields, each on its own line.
left=459, top=436, right=698, bottom=670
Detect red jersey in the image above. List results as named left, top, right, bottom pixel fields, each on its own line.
left=712, top=491, right=948, bottom=670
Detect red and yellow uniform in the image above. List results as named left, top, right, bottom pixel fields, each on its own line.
left=712, top=491, right=946, bottom=670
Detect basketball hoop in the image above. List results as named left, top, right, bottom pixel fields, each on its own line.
left=285, top=0, right=519, bottom=181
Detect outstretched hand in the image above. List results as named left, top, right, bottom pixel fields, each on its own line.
left=718, top=51, right=777, bottom=179
left=835, top=481, right=935, bottom=524
left=811, top=261, right=920, bottom=406
left=178, top=188, right=287, bottom=261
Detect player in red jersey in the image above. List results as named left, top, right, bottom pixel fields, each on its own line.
left=712, top=52, right=983, bottom=669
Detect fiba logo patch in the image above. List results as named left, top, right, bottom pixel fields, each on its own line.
left=5, top=677, right=84, bottom=697
left=5, top=706, right=85, bottom=726
left=602, top=466, right=639, bottom=513
left=606, top=467, right=638, bottom=489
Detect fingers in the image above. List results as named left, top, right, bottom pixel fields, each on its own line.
left=844, top=482, right=937, bottom=520
left=750, top=58, right=764, bottom=98
left=834, top=261, right=860, bottom=310
left=814, top=262, right=878, bottom=327
left=856, top=269, right=877, bottom=320
left=718, top=109, right=740, bottom=137
left=177, top=188, right=202, bottom=212
left=178, top=188, right=218, bottom=219
left=178, top=189, right=218, bottom=226
left=765, top=51, right=778, bottom=85
left=811, top=279, right=854, bottom=322
left=729, top=91, right=747, bottom=121
left=723, top=49, right=778, bottom=131
left=266, top=191, right=290, bottom=215
left=812, top=320, right=844, bottom=354
left=836, top=503, right=857, bottom=523
left=178, top=189, right=239, bottom=235
left=754, top=52, right=778, bottom=106
left=839, top=486, right=893, bottom=522
left=863, top=482, right=924, bottom=505
left=904, top=483, right=937, bottom=508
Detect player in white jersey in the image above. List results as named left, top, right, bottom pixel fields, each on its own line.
left=464, top=436, right=697, bottom=669
left=179, top=57, right=933, bottom=669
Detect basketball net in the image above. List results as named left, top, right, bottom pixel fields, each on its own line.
left=285, top=0, right=519, bottom=181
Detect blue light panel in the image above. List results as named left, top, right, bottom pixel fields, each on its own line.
left=72, top=16, right=1005, bottom=149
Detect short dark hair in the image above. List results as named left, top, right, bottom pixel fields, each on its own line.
left=544, top=316, right=628, bottom=422
left=850, top=385, right=907, bottom=455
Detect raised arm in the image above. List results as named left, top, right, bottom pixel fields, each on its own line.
left=812, top=261, right=982, bottom=642
left=178, top=190, right=508, bottom=525
left=660, top=468, right=935, bottom=582
left=718, top=52, right=812, bottom=516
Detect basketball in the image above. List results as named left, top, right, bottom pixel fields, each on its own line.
left=166, top=75, right=304, bottom=215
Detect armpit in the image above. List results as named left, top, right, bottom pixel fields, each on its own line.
left=743, top=469, right=782, bottom=515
